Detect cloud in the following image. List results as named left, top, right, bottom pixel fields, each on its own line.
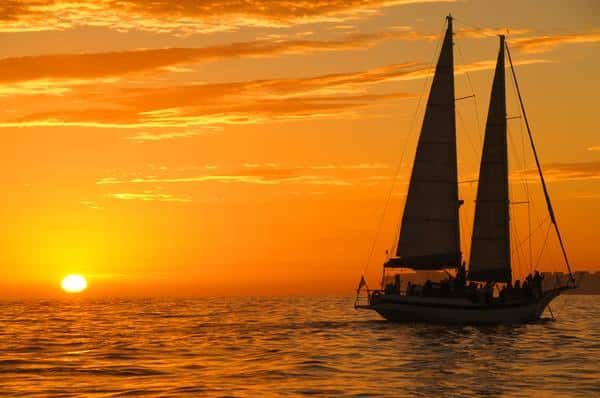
left=0, top=29, right=436, bottom=85
left=518, top=161, right=600, bottom=182
left=455, top=27, right=532, bottom=39
left=309, top=163, right=389, bottom=170
left=110, top=192, right=192, bottom=202
left=511, top=31, right=600, bottom=53
left=0, top=57, right=550, bottom=130
left=96, top=162, right=400, bottom=190
left=127, top=130, right=215, bottom=142
left=99, top=173, right=353, bottom=187
left=0, top=0, right=455, bottom=33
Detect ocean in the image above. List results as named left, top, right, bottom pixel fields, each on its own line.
left=1, top=296, right=598, bottom=397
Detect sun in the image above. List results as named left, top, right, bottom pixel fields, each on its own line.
left=61, top=274, right=88, bottom=293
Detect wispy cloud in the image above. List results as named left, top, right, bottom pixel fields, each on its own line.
left=110, top=192, right=192, bottom=202
left=0, top=30, right=436, bottom=85
left=82, top=200, right=102, bottom=209
left=127, top=130, right=214, bottom=142
left=96, top=162, right=400, bottom=191
left=511, top=31, right=600, bottom=53
left=310, top=163, right=389, bottom=170
left=0, top=57, right=549, bottom=130
left=456, top=27, right=532, bottom=39
left=0, top=0, right=455, bottom=33
left=0, top=27, right=555, bottom=87
left=518, top=161, right=600, bottom=182
left=99, top=174, right=353, bottom=187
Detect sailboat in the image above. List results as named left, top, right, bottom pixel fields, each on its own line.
left=355, top=15, right=576, bottom=324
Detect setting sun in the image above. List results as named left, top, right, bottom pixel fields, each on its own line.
left=61, top=275, right=88, bottom=294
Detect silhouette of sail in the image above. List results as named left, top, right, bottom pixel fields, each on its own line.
left=469, top=36, right=511, bottom=283
left=392, top=16, right=461, bottom=269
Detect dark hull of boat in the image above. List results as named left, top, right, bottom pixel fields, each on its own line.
left=358, top=287, right=567, bottom=324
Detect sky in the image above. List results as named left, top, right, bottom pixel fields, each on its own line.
left=0, top=0, right=598, bottom=297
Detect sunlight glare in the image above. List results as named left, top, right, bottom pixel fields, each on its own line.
left=61, top=274, right=88, bottom=293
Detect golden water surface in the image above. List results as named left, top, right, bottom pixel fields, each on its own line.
left=1, top=296, right=598, bottom=397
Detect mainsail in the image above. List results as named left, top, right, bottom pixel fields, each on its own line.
left=392, top=16, right=461, bottom=269
left=469, top=36, right=511, bottom=283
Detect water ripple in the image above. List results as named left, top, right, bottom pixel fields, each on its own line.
left=0, top=296, right=598, bottom=397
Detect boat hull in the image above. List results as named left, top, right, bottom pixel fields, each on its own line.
left=359, top=288, right=566, bottom=324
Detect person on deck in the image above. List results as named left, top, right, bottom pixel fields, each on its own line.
left=533, top=271, right=544, bottom=296
left=484, top=282, right=494, bottom=303
left=455, top=262, right=467, bottom=294
left=394, top=274, right=402, bottom=294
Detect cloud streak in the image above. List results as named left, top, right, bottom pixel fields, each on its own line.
left=97, top=163, right=398, bottom=191
left=0, top=57, right=550, bottom=129
left=518, top=161, right=600, bottom=182
left=127, top=130, right=215, bottom=142
left=511, top=31, right=600, bottom=53
left=0, top=0, right=455, bottom=33
left=0, top=30, right=436, bottom=85
left=110, top=192, right=192, bottom=202
left=99, top=174, right=354, bottom=187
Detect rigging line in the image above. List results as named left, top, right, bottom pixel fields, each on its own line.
left=516, top=79, right=534, bottom=274
left=511, top=111, right=535, bottom=272
left=455, top=38, right=483, bottom=143
left=361, top=16, right=448, bottom=277
left=456, top=109, right=480, bottom=178
left=508, top=121, right=527, bottom=278
left=510, top=186, right=526, bottom=278
left=511, top=214, right=524, bottom=279
left=519, top=119, right=534, bottom=273
left=506, top=42, right=575, bottom=284
left=511, top=216, right=549, bottom=256
left=507, top=121, right=535, bottom=273
left=506, top=53, right=537, bottom=272
left=534, top=222, right=552, bottom=270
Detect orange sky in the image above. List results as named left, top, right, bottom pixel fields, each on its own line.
left=0, top=0, right=599, bottom=297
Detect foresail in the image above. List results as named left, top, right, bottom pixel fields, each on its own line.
left=395, top=16, right=461, bottom=269
left=469, top=36, right=511, bottom=283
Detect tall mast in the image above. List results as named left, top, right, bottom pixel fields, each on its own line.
left=387, top=15, right=461, bottom=270
left=505, top=43, right=575, bottom=284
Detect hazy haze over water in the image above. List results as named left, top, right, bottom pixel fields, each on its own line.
left=1, top=296, right=599, bottom=397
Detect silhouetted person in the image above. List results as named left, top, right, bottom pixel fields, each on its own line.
left=424, top=280, right=432, bottom=296
left=455, top=262, right=467, bottom=293
left=484, top=282, right=494, bottom=303
left=394, top=274, right=401, bottom=294
left=533, top=271, right=544, bottom=296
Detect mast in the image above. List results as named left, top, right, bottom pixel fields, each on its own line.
left=388, top=15, right=461, bottom=270
left=505, top=43, right=575, bottom=284
left=469, top=35, right=511, bottom=283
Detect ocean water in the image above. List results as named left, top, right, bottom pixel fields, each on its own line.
left=1, top=296, right=598, bottom=397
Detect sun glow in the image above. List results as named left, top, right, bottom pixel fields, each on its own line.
left=61, top=274, right=88, bottom=293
